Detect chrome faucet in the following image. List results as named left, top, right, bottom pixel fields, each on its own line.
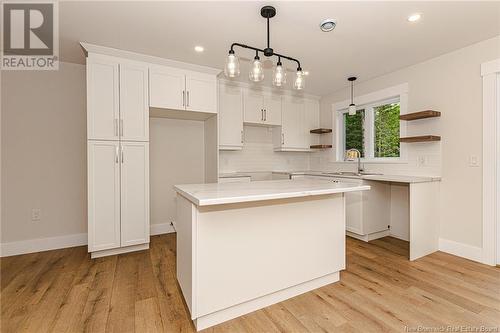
left=345, top=148, right=364, bottom=174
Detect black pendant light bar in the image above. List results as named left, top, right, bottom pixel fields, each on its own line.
left=224, top=5, right=305, bottom=89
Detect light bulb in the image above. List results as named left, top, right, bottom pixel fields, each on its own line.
left=273, top=62, right=286, bottom=87
left=294, top=70, right=305, bottom=90
left=224, top=51, right=240, bottom=78
left=249, top=56, right=264, bottom=82
left=348, top=104, right=357, bottom=116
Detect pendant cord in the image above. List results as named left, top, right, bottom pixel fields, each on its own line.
left=350, top=81, right=354, bottom=104
left=267, top=17, right=270, bottom=49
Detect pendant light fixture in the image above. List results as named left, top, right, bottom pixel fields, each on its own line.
left=249, top=51, right=264, bottom=82
left=348, top=77, right=357, bottom=115
left=224, top=5, right=304, bottom=90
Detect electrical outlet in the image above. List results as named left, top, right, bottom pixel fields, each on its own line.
left=31, top=208, right=41, bottom=222
left=469, top=155, right=479, bottom=167
left=417, top=156, right=427, bottom=167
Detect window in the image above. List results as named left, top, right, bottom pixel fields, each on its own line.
left=337, top=97, right=401, bottom=161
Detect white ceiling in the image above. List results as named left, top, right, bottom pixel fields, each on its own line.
left=60, top=1, right=500, bottom=96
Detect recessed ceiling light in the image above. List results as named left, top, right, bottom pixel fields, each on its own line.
left=407, top=13, right=422, bottom=22
left=319, top=19, right=337, bottom=32
left=194, top=46, right=204, bottom=52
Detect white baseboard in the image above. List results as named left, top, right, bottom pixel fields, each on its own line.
left=150, top=222, right=175, bottom=236
left=1, top=223, right=176, bottom=257
left=0, top=233, right=87, bottom=258
left=438, top=238, right=483, bottom=263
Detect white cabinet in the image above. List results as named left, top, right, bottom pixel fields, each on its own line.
left=243, top=90, right=281, bottom=126
left=274, top=96, right=308, bottom=151
left=305, top=99, right=320, bottom=147
left=87, top=57, right=119, bottom=141
left=218, top=84, right=243, bottom=150
left=87, top=141, right=121, bottom=252
left=120, top=142, right=150, bottom=247
left=87, top=56, right=149, bottom=142
left=149, top=66, right=217, bottom=114
left=119, top=62, right=149, bottom=141
left=185, top=72, right=217, bottom=113
left=330, top=177, right=391, bottom=241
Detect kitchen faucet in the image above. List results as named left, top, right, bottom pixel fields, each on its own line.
left=345, top=148, right=364, bottom=175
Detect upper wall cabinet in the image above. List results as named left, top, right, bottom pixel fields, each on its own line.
left=87, top=56, right=120, bottom=141
left=149, top=66, right=217, bottom=114
left=219, top=84, right=243, bottom=150
left=87, top=55, right=149, bottom=142
left=273, top=96, right=309, bottom=151
left=243, top=90, right=281, bottom=126
left=305, top=99, right=320, bottom=147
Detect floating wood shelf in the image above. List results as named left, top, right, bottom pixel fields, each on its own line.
left=399, top=110, right=441, bottom=121
left=310, top=145, right=333, bottom=149
left=400, top=135, right=441, bottom=143
left=310, top=128, right=332, bottom=134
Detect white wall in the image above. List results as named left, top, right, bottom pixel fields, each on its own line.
left=1, top=62, right=87, bottom=243
left=313, top=36, right=500, bottom=248
left=219, top=125, right=310, bottom=174
left=150, top=117, right=205, bottom=227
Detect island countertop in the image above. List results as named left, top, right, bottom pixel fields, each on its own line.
left=174, top=179, right=370, bottom=206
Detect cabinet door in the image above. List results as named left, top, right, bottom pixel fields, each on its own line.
left=219, top=84, right=243, bottom=150
left=88, top=141, right=121, bottom=251
left=243, top=90, right=264, bottom=124
left=120, top=62, right=149, bottom=141
left=87, top=57, right=119, bottom=140
left=120, top=142, right=150, bottom=247
left=305, top=99, right=320, bottom=147
left=185, top=72, right=217, bottom=113
left=149, top=66, right=185, bottom=110
left=281, top=97, right=307, bottom=149
left=263, top=94, right=282, bottom=126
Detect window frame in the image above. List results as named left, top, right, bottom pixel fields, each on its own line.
left=333, top=83, right=408, bottom=163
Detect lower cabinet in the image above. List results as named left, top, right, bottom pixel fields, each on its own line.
left=87, top=140, right=150, bottom=256
left=331, top=177, right=391, bottom=241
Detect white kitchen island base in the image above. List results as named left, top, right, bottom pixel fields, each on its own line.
left=194, top=272, right=339, bottom=331
left=174, top=179, right=369, bottom=331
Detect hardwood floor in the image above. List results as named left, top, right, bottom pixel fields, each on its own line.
left=1, top=234, right=499, bottom=332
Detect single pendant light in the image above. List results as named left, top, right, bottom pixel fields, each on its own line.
left=249, top=51, right=264, bottom=82
left=273, top=57, right=286, bottom=87
left=348, top=76, right=357, bottom=115
left=224, top=50, right=240, bottom=78
left=294, top=67, right=305, bottom=90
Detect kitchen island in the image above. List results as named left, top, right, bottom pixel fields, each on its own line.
left=174, top=179, right=370, bottom=331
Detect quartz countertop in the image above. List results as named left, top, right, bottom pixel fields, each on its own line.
left=174, top=179, right=370, bottom=206
left=272, top=171, right=441, bottom=184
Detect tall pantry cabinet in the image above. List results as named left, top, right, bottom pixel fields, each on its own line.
left=86, top=53, right=150, bottom=258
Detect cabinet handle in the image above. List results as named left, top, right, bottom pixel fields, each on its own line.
left=282, top=133, right=285, bottom=145
left=121, top=146, right=124, bottom=163
left=182, top=91, right=185, bottom=107
left=114, top=119, right=118, bottom=137
left=264, top=109, right=267, bottom=121
left=115, top=146, right=119, bottom=163
left=261, top=109, right=263, bottom=121
left=241, top=130, right=244, bottom=143
left=187, top=91, right=190, bottom=107
left=119, top=119, right=123, bottom=137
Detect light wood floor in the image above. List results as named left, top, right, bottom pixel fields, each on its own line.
left=1, top=234, right=499, bottom=332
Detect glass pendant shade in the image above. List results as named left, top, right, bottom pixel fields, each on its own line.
left=224, top=53, right=240, bottom=78
left=273, top=63, right=286, bottom=87
left=348, top=104, right=357, bottom=115
left=249, top=58, right=264, bottom=82
left=294, top=70, right=305, bottom=90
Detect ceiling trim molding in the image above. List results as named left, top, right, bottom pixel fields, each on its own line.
left=80, top=42, right=221, bottom=75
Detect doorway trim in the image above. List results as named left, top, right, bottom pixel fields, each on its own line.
left=481, top=59, right=500, bottom=265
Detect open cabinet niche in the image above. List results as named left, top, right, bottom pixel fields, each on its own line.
left=149, top=109, right=218, bottom=230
